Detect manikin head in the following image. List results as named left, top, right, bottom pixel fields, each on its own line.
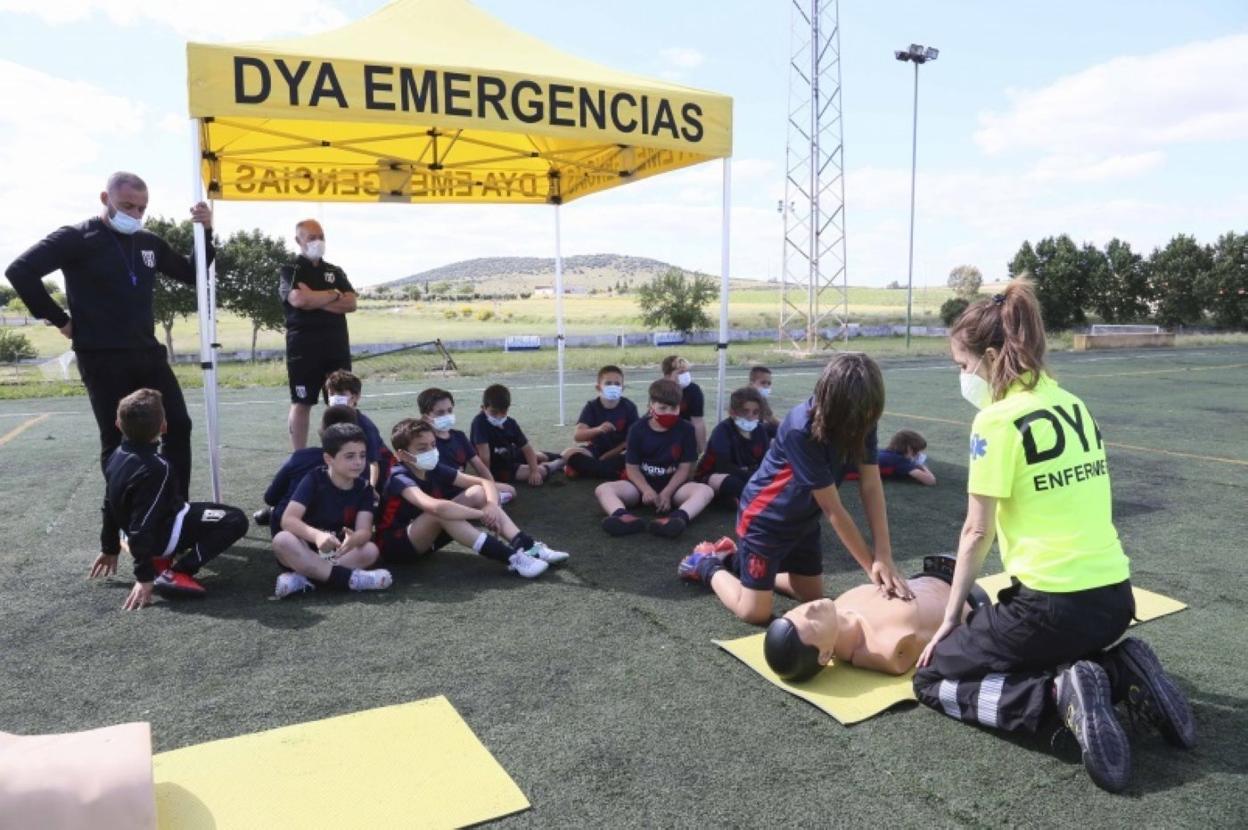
left=763, top=598, right=843, bottom=682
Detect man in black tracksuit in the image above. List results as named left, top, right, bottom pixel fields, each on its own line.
left=279, top=218, right=357, bottom=451
left=91, top=388, right=247, bottom=610
left=4, top=171, right=213, bottom=507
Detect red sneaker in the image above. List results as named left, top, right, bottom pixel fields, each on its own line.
left=150, top=556, right=173, bottom=575
left=563, top=464, right=579, bottom=480
left=153, top=570, right=206, bottom=597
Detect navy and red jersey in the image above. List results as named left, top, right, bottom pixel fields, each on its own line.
left=436, top=429, right=477, bottom=471
left=375, top=462, right=460, bottom=537
left=736, top=398, right=878, bottom=539
left=844, top=449, right=918, bottom=482
left=679, top=382, right=705, bottom=422
left=288, top=466, right=377, bottom=533
left=577, top=396, right=639, bottom=457
left=625, top=416, right=699, bottom=490
left=355, top=410, right=394, bottom=491
left=469, top=412, right=529, bottom=478
left=263, top=446, right=325, bottom=535
left=695, top=417, right=769, bottom=482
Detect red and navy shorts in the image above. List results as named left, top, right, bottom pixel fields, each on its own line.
left=733, top=520, right=823, bottom=591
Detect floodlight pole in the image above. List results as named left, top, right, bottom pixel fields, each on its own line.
left=897, top=44, right=937, bottom=349
left=905, top=59, right=918, bottom=349
left=190, top=119, right=222, bottom=501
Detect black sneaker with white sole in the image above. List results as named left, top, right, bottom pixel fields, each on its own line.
left=1100, top=637, right=1197, bottom=749
left=1056, top=660, right=1132, bottom=793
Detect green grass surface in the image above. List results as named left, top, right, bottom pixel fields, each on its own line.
left=1, top=347, right=1246, bottom=826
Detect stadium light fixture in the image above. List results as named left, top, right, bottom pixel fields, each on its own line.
left=895, top=42, right=939, bottom=348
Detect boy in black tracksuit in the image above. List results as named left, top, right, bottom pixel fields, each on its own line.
left=90, top=388, right=247, bottom=610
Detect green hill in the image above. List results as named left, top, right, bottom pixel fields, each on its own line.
left=380, top=254, right=715, bottom=294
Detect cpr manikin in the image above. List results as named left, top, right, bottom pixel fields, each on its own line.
left=765, top=555, right=989, bottom=680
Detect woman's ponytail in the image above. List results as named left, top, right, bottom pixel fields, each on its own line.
left=950, top=276, right=1048, bottom=401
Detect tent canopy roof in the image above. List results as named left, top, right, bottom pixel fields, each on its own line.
left=187, top=0, right=732, bottom=205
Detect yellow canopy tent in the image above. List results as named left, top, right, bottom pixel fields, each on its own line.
left=186, top=0, right=733, bottom=499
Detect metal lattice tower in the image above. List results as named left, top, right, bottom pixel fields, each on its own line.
left=779, top=0, right=849, bottom=351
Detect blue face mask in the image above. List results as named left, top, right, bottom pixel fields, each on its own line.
left=109, top=208, right=143, bottom=235
left=431, top=414, right=455, bottom=431
left=487, top=414, right=509, bottom=428
left=733, top=417, right=759, bottom=433
left=602, top=383, right=623, bottom=402
left=913, top=451, right=928, bottom=466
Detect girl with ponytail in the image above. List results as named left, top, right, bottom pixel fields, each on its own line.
left=913, top=277, right=1195, bottom=793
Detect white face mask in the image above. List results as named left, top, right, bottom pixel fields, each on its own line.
left=734, top=417, right=759, bottom=433
left=913, top=451, right=928, bottom=466
left=960, top=358, right=992, bottom=410
left=431, top=413, right=455, bottom=431
left=676, top=371, right=692, bottom=388
left=601, top=383, right=623, bottom=402
left=486, top=414, right=509, bottom=428
left=409, top=448, right=440, bottom=471
left=304, top=239, right=325, bottom=260
left=327, top=394, right=351, bottom=407
left=108, top=208, right=143, bottom=235
left=757, top=386, right=771, bottom=398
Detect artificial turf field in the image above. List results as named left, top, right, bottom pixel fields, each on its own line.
left=1, top=345, right=1245, bottom=828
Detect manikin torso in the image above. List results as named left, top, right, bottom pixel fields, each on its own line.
left=831, top=576, right=970, bottom=675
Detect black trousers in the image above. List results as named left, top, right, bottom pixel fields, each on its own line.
left=77, top=348, right=192, bottom=499
left=169, top=503, right=248, bottom=575
left=567, top=452, right=626, bottom=480
left=913, top=578, right=1134, bottom=733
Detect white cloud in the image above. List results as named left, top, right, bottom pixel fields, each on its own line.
left=0, top=60, right=150, bottom=264
left=975, top=33, right=1248, bottom=156
left=0, top=0, right=348, bottom=39
left=660, top=47, right=706, bottom=70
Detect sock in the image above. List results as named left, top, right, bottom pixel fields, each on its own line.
left=695, top=554, right=724, bottom=584
left=326, top=564, right=353, bottom=591
left=510, top=531, right=535, bottom=552
left=478, top=536, right=513, bottom=563
left=611, top=507, right=627, bottom=517
left=472, top=531, right=488, bottom=553
left=669, top=509, right=690, bottom=525
left=567, top=454, right=590, bottom=474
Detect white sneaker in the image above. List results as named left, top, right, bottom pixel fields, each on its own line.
left=349, top=569, right=393, bottom=591
left=274, top=572, right=315, bottom=599
left=500, top=490, right=515, bottom=505
left=525, top=541, right=570, bottom=565
left=508, top=551, right=548, bottom=579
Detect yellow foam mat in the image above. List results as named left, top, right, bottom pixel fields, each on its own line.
left=717, top=576, right=1186, bottom=726
left=153, top=696, right=529, bottom=829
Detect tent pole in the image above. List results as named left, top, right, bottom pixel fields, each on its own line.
left=190, top=120, right=222, bottom=501
left=554, top=204, right=566, bottom=426
left=715, top=157, right=732, bottom=420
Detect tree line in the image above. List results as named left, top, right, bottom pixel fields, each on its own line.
left=941, top=233, right=1247, bottom=331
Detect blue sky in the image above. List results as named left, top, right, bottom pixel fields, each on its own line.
left=2, top=0, right=1246, bottom=287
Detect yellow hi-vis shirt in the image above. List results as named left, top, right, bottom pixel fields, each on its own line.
left=967, top=373, right=1130, bottom=592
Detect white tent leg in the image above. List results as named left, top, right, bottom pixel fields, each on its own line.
left=715, top=158, right=732, bottom=419
left=190, top=120, right=222, bottom=501
left=554, top=204, right=566, bottom=426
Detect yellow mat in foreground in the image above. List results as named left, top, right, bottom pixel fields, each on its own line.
left=716, top=576, right=1186, bottom=726
left=153, top=696, right=529, bottom=829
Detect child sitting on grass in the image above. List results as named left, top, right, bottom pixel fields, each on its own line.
left=259, top=404, right=359, bottom=533
left=749, top=365, right=782, bottom=439
left=418, top=387, right=517, bottom=503
left=325, top=369, right=393, bottom=491
left=561, top=364, right=639, bottom=480
left=661, top=354, right=707, bottom=453
left=375, top=418, right=568, bottom=577
left=91, top=388, right=248, bottom=610
left=844, top=429, right=936, bottom=486
left=595, top=379, right=714, bottom=538
left=271, top=423, right=392, bottom=598
left=470, top=384, right=564, bottom=486
left=694, top=386, right=769, bottom=507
